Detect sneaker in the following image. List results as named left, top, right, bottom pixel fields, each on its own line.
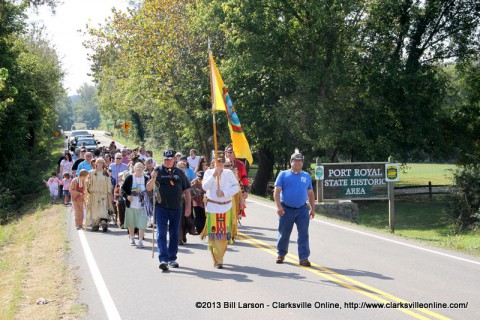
left=159, top=262, right=169, bottom=271
left=299, top=260, right=311, bottom=267
left=276, top=256, right=285, bottom=264
left=130, top=238, right=135, bottom=246
left=168, top=261, right=179, bottom=268
left=137, top=240, right=144, bottom=248
left=215, top=264, right=223, bottom=269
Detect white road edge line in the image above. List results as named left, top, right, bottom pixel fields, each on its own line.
left=78, top=230, right=122, bottom=320
left=249, top=199, right=480, bottom=266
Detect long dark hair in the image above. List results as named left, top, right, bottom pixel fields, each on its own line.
left=65, top=152, right=73, bottom=162
left=195, top=156, right=206, bottom=172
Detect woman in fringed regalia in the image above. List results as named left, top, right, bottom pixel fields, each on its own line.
left=201, top=152, right=240, bottom=269
left=85, top=158, right=113, bottom=231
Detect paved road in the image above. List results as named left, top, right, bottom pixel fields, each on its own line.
left=67, top=197, right=480, bottom=320
left=63, top=130, right=125, bottom=152
left=66, top=133, right=480, bottom=320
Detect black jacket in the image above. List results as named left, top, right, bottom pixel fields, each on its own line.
left=121, top=174, right=149, bottom=208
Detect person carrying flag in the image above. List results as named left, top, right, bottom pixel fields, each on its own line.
left=202, top=151, right=240, bottom=269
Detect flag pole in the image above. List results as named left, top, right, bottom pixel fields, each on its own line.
left=208, top=41, right=220, bottom=188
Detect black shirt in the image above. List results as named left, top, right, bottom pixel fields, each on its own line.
left=154, top=165, right=190, bottom=210
left=72, top=158, right=84, bottom=172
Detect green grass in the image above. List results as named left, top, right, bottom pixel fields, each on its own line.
left=357, top=196, right=480, bottom=256
left=397, top=163, right=455, bottom=186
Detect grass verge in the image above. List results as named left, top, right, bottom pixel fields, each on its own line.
left=0, top=196, right=85, bottom=319
left=356, top=196, right=480, bottom=256
left=251, top=194, right=480, bottom=257
left=0, top=138, right=85, bottom=319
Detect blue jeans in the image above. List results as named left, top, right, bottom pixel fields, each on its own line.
left=277, top=204, right=310, bottom=261
left=155, top=206, right=181, bottom=263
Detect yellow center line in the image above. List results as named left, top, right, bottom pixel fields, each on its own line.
left=237, top=231, right=450, bottom=320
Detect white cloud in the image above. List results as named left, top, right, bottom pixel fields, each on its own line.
left=29, top=0, right=129, bottom=95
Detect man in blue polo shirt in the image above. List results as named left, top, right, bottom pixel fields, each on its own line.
left=274, top=151, right=315, bottom=267
left=76, top=152, right=93, bottom=172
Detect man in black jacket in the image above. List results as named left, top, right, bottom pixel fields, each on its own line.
left=147, top=149, right=191, bottom=271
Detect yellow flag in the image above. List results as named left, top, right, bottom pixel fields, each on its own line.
left=210, top=54, right=226, bottom=111
left=209, top=53, right=253, bottom=164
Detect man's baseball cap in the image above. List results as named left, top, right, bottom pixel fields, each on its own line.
left=290, top=152, right=304, bottom=161
left=163, top=149, right=175, bottom=159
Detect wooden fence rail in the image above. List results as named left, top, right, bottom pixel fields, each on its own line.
left=394, top=182, right=450, bottom=199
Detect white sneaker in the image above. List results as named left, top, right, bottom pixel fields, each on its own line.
left=137, top=240, right=144, bottom=248
left=130, top=237, right=135, bottom=246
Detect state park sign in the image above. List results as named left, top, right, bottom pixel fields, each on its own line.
left=321, top=163, right=388, bottom=200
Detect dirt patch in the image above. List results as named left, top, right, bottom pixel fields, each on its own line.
left=0, top=203, right=84, bottom=319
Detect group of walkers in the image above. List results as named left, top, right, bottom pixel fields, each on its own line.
left=145, top=146, right=250, bottom=270
left=47, top=135, right=317, bottom=270
left=48, top=138, right=252, bottom=270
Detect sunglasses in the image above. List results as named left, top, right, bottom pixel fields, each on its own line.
left=115, top=157, right=122, bottom=159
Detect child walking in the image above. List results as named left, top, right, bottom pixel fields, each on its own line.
left=44, top=172, right=60, bottom=204
left=62, top=173, right=72, bottom=205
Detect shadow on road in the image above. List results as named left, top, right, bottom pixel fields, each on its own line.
left=321, top=267, right=394, bottom=281
left=172, top=265, right=306, bottom=282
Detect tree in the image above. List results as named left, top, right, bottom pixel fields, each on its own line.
left=85, top=0, right=480, bottom=198
left=73, top=83, right=100, bottom=129
left=0, top=0, right=64, bottom=222
left=86, top=0, right=214, bottom=154
left=356, top=0, right=480, bottom=161
left=56, top=93, right=74, bottom=131
left=201, top=0, right=366, bottom=194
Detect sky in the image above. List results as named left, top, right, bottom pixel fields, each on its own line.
left=28, top=0, right=130, bottom=96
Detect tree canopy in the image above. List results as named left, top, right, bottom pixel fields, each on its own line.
left=85, top=0, right=480, bottom=195
left=0, top=0, right=65, bottom=222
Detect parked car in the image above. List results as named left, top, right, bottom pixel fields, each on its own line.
left=65, top=130, right=94, bottom=149
left=74, top=137, right=100, bottom=153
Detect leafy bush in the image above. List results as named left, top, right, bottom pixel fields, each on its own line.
left=448, top=165, right=480, bottom=231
